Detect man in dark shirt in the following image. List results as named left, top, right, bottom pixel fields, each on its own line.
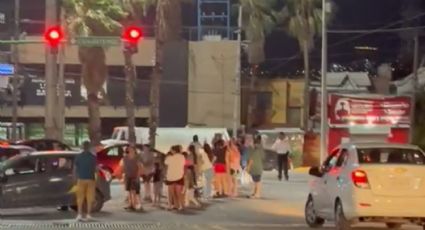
left=74, top=141, right=97, bottom=221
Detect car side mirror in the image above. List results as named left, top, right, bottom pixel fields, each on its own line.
left=309, top=166, right=323, bottom=178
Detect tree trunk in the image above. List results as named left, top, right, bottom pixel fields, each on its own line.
left=246, top=64, right=258, bottom=130
left=78, top=47, right=107, bottom=146
left=87, top=93, right=101, bottom=145
left=149, top=45, right=162, bottom=148
left=124, top=51, right=137, bottom=145
left=302, top=40, right=310, bottom=131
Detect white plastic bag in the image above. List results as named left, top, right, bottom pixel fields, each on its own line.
left=240, top=170, right=253, bottom=186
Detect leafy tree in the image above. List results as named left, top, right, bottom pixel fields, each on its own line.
left=239, top=0, right=280, bottom=129
left=282, top=0, right=322, bottom=130
left=63, top=0, right=126, bottom=145
left=121, top=0, right=187, bottom=147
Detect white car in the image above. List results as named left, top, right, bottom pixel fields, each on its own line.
left=305, top=142, right=425, bottom=230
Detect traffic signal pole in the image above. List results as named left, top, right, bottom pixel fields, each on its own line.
left=44, top=0, right=59, bottom=140
left=122, top=27, right=142, bottom=146
left=11, top=0, right=20, bottom=142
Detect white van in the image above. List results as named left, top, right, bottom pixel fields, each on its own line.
left=101, top=127, right=230, bottom=153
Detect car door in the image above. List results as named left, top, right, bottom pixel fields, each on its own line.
left=0, top=156, right=48, bottom=208
left=315, top=149, right=341, bottom=218
left=98, top=145, right=125, bottom=174
left=322, top=148, right=350, bottom=218
left=41, top=155, right=75, bottom=206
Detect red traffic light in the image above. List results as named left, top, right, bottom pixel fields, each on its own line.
left=44, top=26, right=64, bottom=47
left=122, top=26, right=143, bottom=43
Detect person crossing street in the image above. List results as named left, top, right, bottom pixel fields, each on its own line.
left=271, top=132, right=291, bottom=181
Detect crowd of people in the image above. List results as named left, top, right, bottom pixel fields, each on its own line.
left=112, top=133, right=272, bottom=212
left=73, top=132, right=292, bottom=220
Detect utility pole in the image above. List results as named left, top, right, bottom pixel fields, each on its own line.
left=11, top=0, right=20, bottom=142
left=232, top=5, right=242, bottom=139
left=57, top=8, right=66, bottom=142
left=320, top=0, right=328, bottom=163
left=45, top=0, right=58, bottom=140
left=409, top=35, right=419, bottom=143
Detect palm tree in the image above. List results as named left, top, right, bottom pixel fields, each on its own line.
left=121, top=0, right=187, bottom=147
left=239, top=0, right=279, bottom=129
left=62, top=0, right=126, bottom=145
left=283, top=0, right=322, bottom=131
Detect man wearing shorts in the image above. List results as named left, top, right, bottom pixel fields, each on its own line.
left=122, top=146, right=142, bottom=210
left=246, top=135, right=264, bottom=199
left=74, top=141, right=97, bottom=221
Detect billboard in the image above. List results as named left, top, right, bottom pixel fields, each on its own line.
left=328, top=94, right=412, bottom=126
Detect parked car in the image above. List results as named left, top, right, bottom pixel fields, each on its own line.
left=97, top=143, right=163, bottom=178
left=0, top=151, right=111, bottom=212
left=12, top=139, right=72, bottom=151
left=305, top=142, right=425, bottom=230
left=0, top=145, right=36, bottom=162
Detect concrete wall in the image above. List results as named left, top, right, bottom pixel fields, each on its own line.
left=160, top=41, right=188, bottom=127
left=17, top=36, right=155, bottom=66
left=187, top=41, right=239, bottom=128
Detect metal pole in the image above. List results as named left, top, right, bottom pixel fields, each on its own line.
left=232, top=5, right=242, bottom=139
left=320, top=0, right=328, bottom=163
left=11, top=0, right=20, bottom=142
left=57, top=8, right=66, bottom=142
left=44, top=0, right=58, bottom=139
left=409, top=35, right=419, bottom=143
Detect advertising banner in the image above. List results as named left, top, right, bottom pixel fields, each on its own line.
left=329, top=94, right=411, bottom=126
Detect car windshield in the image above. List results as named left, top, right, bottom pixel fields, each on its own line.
left=111, top=130, right=119, bottom=140
left=358, top=148, right=425, bottom=165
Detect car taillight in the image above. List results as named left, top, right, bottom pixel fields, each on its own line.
left=351, top=170, right=370, bottom=189
left=98, top=169, right=106, bottom=180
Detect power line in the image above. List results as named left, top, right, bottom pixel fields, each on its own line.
left=328, top=26, right=425, bottom=34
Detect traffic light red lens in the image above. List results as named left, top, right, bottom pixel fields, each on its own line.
left=49, top=31, right=60, bottom=40
left=123, top=27, right=142, bottom=43
left=129, top=29, right=141, bottom=39
left=44, top=26, right=63, bottom=46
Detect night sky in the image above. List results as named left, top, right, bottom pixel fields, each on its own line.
left=262, top=0, right=425, bottom=78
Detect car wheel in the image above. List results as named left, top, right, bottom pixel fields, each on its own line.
left=70, top=191, right=104, bottom=213
left=385, top=223, right=402, bottom=229
left=305, top=196, right=325, bottom=228
left=335, top=201, right=351, bottom=230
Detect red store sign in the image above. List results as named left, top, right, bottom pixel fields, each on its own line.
left=328, top=94, right=412, bottom=126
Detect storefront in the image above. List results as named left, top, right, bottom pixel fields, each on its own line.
left=327, top=94, right=412, bottom=152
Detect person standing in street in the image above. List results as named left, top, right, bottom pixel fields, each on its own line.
left=74, top=141, right=97, bottom=221
left=165, top=145, right=186, bottom=211
left=246, top=135, right=264, bottom=199
left=227, top=139, right=241, bottom=197
left=119, top=146, right=143, bottom=211
left=212, top=139, right=229, bottom=197
left=271, top=132, right=291, bottom=181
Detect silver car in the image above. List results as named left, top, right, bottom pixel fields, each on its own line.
left=0, top=151, right=111, bottom=212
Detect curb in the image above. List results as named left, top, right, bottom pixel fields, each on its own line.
left=292, top=167, right=310, bottom=173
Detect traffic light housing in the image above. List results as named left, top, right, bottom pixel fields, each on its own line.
left=44, top=26, right=63, bottom=54
left=122, top=26, right=143, bottom=54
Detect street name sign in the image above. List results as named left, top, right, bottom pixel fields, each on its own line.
left=70, top=36, right=121, bottom=47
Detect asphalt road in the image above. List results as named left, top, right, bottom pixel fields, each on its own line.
left=0, top=171, right=422, bottom=230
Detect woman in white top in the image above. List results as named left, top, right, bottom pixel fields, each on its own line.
left=164, top=145, right=186, bottom=210
left=198, top=147, right=214, bottom=200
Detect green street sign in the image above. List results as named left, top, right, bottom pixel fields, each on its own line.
left=70, top=36, right=121, bottom=47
